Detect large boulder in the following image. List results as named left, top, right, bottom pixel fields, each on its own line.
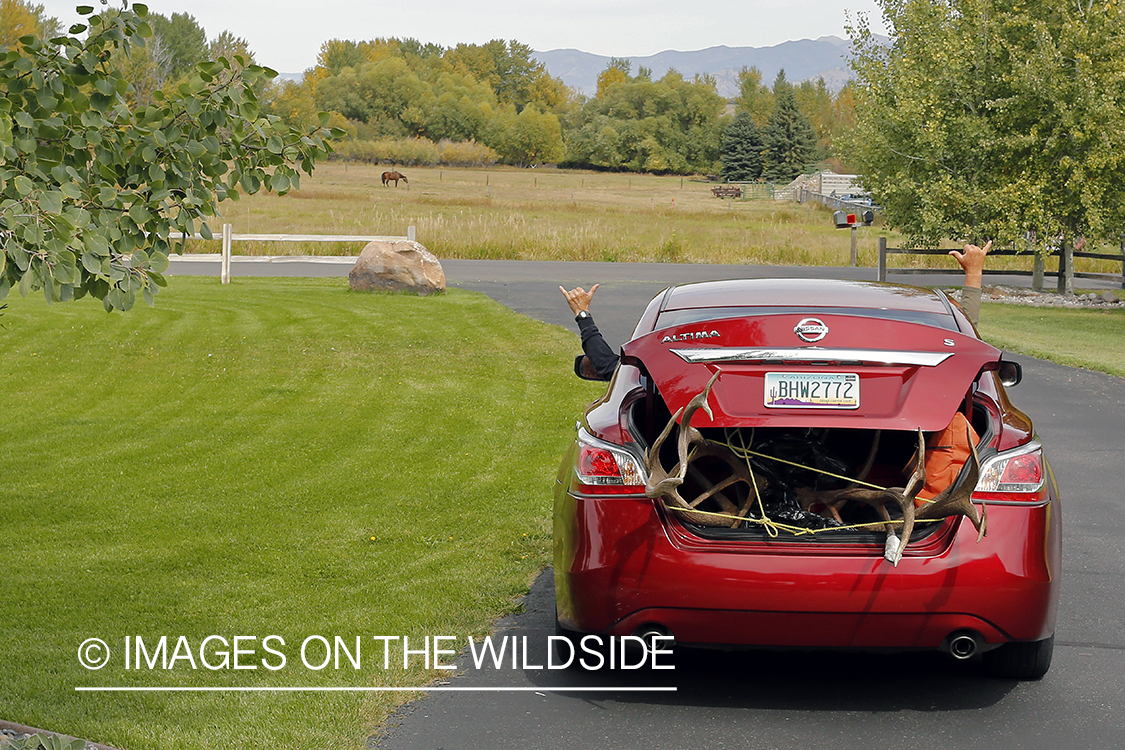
left=349, top=239, right=445, bottom=295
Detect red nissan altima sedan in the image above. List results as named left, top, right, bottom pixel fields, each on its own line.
left=553, top=279, right=1060, bottom=679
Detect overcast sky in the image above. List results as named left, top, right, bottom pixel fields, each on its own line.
left=35, top=1, right=890, bottom=74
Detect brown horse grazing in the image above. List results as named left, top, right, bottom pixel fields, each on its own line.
left=381, top=171, right=408, bottom=187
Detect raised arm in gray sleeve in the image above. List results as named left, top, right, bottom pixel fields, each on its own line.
left=960, top=285, right=982, bottom=327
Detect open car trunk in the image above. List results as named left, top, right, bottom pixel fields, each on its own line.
left=631, top=417, right=991, bottom=542
left=620, top=313, right=1002, bottom=543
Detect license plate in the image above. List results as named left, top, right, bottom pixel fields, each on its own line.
left=765, top=372, right=860, bottom=409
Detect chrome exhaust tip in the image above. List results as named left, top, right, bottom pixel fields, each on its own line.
left=947, top=632, right=981, bottom=660
left=633, top=624, right=675, bottom=649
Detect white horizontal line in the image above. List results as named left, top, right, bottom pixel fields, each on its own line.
left=75, top=686, right=676, bottom=693
left=167, top=254, right=358, bottom=263
left=167, top=233, right=406, bottom=242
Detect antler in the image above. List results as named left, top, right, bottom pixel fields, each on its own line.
left=915, top=421, right=987, bottom=540
left=644, top=372, right=764, bottom=527
left=644, top=375, right=985, bottom=556
left=800, top=421, right=985, bottom=564
left=795, top=429, right=924, bottom=565
left=797, top=430, right=881, bottom=523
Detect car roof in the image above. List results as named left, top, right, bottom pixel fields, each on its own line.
left=660, top=278, right=954, bottom=315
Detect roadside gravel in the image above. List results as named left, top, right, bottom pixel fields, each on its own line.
left=948, top=285, right=1122, bottom=310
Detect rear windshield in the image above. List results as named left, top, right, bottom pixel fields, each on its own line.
left=656, top=306, right=959, bottom=332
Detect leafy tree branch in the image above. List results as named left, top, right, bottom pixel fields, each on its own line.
left=0, top=1, right=342, bottom=311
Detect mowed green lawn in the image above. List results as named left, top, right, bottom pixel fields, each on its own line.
left=979, top=302, right=1125, bottom=378
left=0, top=278, right=600, bottom=749
left=1, top=273, right=1121, bottom=750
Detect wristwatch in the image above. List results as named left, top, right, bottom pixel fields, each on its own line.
left=576, top=310, right=591, bottom=321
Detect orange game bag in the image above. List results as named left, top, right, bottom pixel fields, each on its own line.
left=915, top=411, right=980, bottom=504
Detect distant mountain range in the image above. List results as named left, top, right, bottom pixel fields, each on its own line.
left=533, top=36, right=867, bottom=99
left=278, top=35, right=879, bottom=98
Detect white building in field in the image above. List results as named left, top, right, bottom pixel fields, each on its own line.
left=817, top=173, right=867, bottom=197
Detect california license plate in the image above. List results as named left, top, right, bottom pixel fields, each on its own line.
left=764, top=372, right=860, bottom=409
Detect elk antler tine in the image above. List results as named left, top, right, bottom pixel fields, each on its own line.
left=645, top=373, right=766, bottom=527
left=645, top=406, right=685, bottom=499
left=903, top=428, right=926, bottom=500
left=916, top=421, right=984, bottom=536
left=889, top=490, right=916, bottom=566
left=685, top=463, right=740, bottom=514
left=885, top=429, right=926, bottom=564
left=674, top=372, right=720, bottom=482
left=679, top=370, right=720, bottom=429
left=652, top=406, right=684, bottom=455
left=967, top=423, right=986, bottom=540
left=856, top=430, right=881, bottom=482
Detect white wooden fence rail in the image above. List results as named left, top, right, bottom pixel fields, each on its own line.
left=169, top=224, right=416, bottom=284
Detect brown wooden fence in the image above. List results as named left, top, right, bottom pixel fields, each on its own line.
left=877, top=237, right=1125, bottom=290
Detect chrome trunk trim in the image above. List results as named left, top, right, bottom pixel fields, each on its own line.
left=670, top=347, right=954, bottom=367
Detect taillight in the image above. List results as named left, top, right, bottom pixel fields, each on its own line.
left=977, top=441, right=1046, bottom=494
left=574, top=429, right=646, bottom=492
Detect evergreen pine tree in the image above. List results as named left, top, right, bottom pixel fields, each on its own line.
left=763, top=86, right=817, bottom=183
left=720, top=111, right=764, bottom=182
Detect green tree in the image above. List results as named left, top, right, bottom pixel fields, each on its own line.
left=0, top=2, right=340, bottom=311
left=563, top=68, right=723, bottom=174
left=209, top=30, right=252, bottom=64
left=149, top=11, right=207, bottom=80
left=264, top=78, right=320, bottom=129
left=423, top=70, right=495, bottom=141
left=734, top=66, right=774, bottom=127
left=107, top=10, right=215, bottom=108
left=298, top=36, right=568, bottom=153
left=794, top=77, right=834, bottom=159
left=720, top=110, right=764, bottom=181
left=487, top=104, right=563, bottom=165
left=445, top=39, right=561, bottom=109
left=110, top=24, right=173, bottom=106
left=762, top=72, right=817, bottom=182
left=314, top=39, right=365, bottom=75
left=596, top=57, right=631, bottom=100
left=848, top=0, right=1125, bottom=275
left=826, top=82, right=857, bottom=172
left=315, top=57, right=431, bottom=133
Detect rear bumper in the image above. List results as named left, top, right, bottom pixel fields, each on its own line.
left=553, top=486, right=1061, bottom=650
left=613, top=609, right=1011, bottom=650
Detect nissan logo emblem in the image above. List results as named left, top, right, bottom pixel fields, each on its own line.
left=794, top=317, right=828, bottom=343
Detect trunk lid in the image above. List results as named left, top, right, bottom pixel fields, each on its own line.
left=620, top=312, right=1002, bottom=432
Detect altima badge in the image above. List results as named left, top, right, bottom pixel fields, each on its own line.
left=794, top=318, right=828, bottom=343
left=662, top=330, right=720, bottom=344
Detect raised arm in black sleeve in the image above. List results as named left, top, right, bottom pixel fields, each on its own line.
left=576, top=313, right=620, bottom=380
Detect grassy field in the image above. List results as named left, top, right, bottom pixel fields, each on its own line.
left=979, top=303, right=1125, bottom=378
left=0, top=279, right=602, bottom=749
left=199, top=163, right=874, bottom=265
left=184, top=163, right=1125, bottom=280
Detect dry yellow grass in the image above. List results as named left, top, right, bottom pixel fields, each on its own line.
left=192, top=163, right=892, bottom=265
left=189, top=163, right=1124, bottom=278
